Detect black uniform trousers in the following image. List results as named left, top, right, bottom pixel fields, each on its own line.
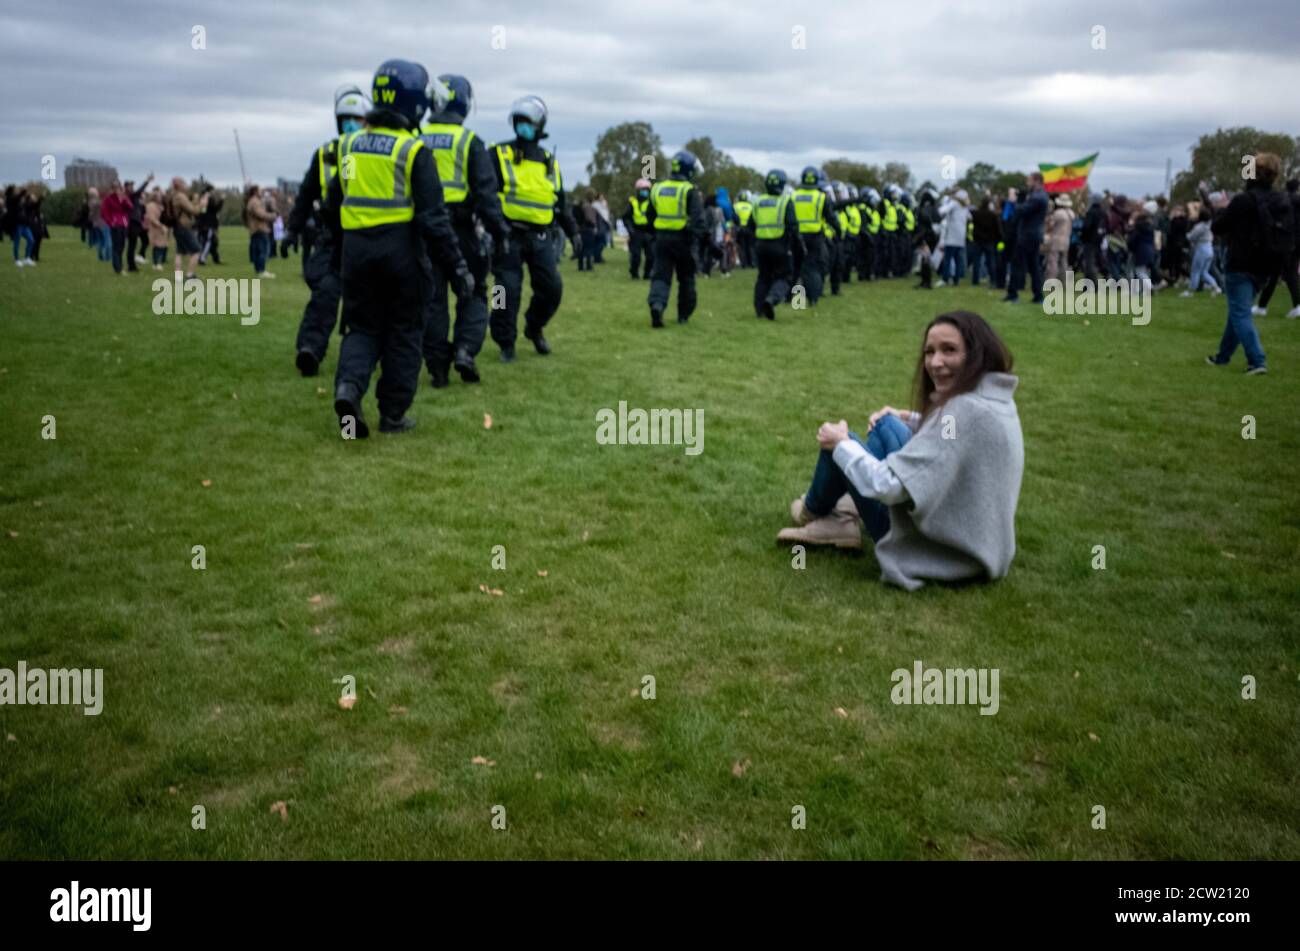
left=490, top=226, right=563, bottom=349
left=423, top=220, right=489, bottom=371
left=827, top=237, right=842, bottom=295
left=754, top=239, right=793, bottom=315
left=335, top=226, right=429, bottom=421
left=628, top=226, right=654, bottom=278
left=797, top=233, right=827, bottom=304
left=295, top=234, right=343, bottom=362
left=736, top=228, right=755, bottom=269
left=647, top=230, right=697, bottom=320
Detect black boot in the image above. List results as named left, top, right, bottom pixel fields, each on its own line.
left=650, top=307, right=664, bottom=328
left=524, top=324, right=551, bottom=355
left=334, top=383, right=369, bottom=439
left=429, top=364, right=449, bottom=388
left=380, top=414, right=417, bottom=434
left=500, top=345, right=516, bottom=364
left=296, top=349, right=320, bottom=377
left=454, top=347, right=480, bottom=383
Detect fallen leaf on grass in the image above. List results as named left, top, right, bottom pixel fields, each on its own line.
left=1073, top=671, right=1080, bottom=679
left=471, top=755, right=496, bottom=767
left=483, top=413, right=493, bottom=429
left=269, top=800, right=288, bottom=820
left=1087, top=732, right=1100, bottom=743
left=200, top=479, right=212, bottom=488
left=537, top=570, right=548, bottom=577
left=834, top=707, right=849, bottom=719
left=731, top=758, right=751, bottom=778
left=5, top=733, right=15, bottom=742
left=534, top=771, right=543, bottom=780
left=168, top=786, right=178, bottom=795
left=388, top=705, right=408, bottom=716
left=581, top=530, right=590, bottom=542
left=478, top=584, right=504, bottom=597
left=1221, top=551, right=1236, bottom=559
left=316, top=387, right=326, bottom=396
left=32, top=500, right=43, bottom=508
left=6, top=531, right=17, bottom=539
left=338, top=696, right=357, bottom=711
left=307, top=594, right=323, bottom=605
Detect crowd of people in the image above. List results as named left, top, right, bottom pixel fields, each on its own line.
left=2, top=185, right=47, bottom=266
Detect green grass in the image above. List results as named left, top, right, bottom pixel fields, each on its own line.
left=1, top=228, right=1297, bottom=860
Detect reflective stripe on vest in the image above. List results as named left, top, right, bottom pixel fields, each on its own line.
left=735, top=200, right=753, bottom=226
left=752, top=194, right=789, bottom=240
left=651, top=179, right=693, bottom=231
left=793, top=188, right=824, bottom=234
left=630, top=196, right=649, bottom=226
left=495, top=144, right=560, bottom=225
left=419, top=122, right=475, bottom=204
left=317, top=138, right=339, bottom=196
left=338, top=128, right=421, bottom=230
left=846, top=206, right=862, bottom=236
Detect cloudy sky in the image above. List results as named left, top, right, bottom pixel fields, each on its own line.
left=5, top=0, right=1298, bottom=197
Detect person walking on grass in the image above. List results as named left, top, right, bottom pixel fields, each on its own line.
left=1206, top=151, right=1293, bottom=375
left=777, top=310, right=1023, bottom=590
left=1180, top=207, right=1221, bottom=298
left=242, top=183, right=277, bottom=278
left=4, top=185, right=36, bottom=267
left=100, top=181, right=133, bottom=276
left=168, top=177, right=203, bottom=280
left=1252, top=177, right=1300, bottom=319
left=144, top=188, right=170, bottom=270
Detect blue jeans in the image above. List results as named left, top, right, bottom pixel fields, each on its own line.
left=249, top=232, right=270, bottom=274
left=940, top=245, right=966, bottom=283
left=1006, top=239, right=1044, bottom=301
left=804, top=413, right=912, bottom=543
left=96, top=225, right=112, bottom=262
left=1188, top=244, right=1219, bottom=292
left=1214, top=271, right=1266, bottom=368
left=11, top=225, right=34, bottom=260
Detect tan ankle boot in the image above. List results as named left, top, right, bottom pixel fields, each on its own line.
left=777, top=513, right=862, bottom=549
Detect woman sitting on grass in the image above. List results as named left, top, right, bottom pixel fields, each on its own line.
left=777, top=310, right=1024, bottom=590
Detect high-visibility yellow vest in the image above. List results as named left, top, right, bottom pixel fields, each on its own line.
left=823, top=220, right=835, bottom=239
left=494, top=143, right=561, bottom=226
left=317, top=138, right=340, bottom=195
left=901, top=207, right=915, bottom=231
left=846, top=206, right=862, bottom=236
left=752, top=194, right=790, bottom=240
left=629, top=196, right=649, bottom=226
left=865, top=207, right=880, bottom=234
left=792, top=188, right=825, bottom=234
left=650, top=179, right=693, bottom=231
left=836, top=210, right=849, bottom=236
left=419, top=122, right=476, bottom=205
left=735, top=200, right=753, bottom=227
left=966, top=218, right=974, bottom=241
left=881, top=199, right=898, bottom=232
left=338, top=127, right=423, bottom=230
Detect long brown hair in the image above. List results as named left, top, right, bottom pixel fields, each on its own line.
left=911, top=311, right=1013, bottom=420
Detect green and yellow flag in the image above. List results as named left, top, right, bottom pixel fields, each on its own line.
left=1039, top=152, right=1099, bottom=193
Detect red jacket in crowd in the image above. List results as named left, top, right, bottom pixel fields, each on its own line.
left=100, top=191, right=133, bottom=229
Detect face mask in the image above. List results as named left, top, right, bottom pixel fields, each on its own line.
left=638, top=190, right=650, bottom=200
left=341, top=118, right=363, bottom=134
left=516, top=121, right=537, bottom=141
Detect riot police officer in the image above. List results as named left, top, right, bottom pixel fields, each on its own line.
left=791, top=167, right=834, bottom=306
left=488, top=95, right=578, bottom=362
left=327, top=59, right=471, bottom=437
left=748, top=169, right=805, bottom=320
left=418, top=74, right=508, bottom=386
left=621, top=178, right=654, bottom=279
left=646, top=150, right=707, bottom=328
left=290, top=84, right=370, bottom=377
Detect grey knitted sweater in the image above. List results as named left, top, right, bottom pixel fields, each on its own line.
left=873, top=373, right=1023, bottom=590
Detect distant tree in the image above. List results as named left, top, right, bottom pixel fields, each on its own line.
left=588, top=121, right=665, bottom=203
left=42, top=186, right=86, bottom=225
left=957, top=161, right=1027, bottom=201
left=1170, top=126, right=1300, bottom=203
left=823, top=158, right=884, bottom=191
left=882, top=161, right=913, bottom=190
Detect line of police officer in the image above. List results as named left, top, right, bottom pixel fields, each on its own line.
left=287, top=59, right=575, bottom=437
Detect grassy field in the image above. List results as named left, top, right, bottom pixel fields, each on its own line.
left=1, top=227, right=1297, bottom=860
